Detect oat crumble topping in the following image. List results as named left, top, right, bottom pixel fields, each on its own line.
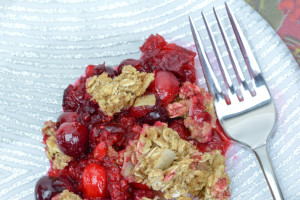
left=134, top=94, right=156, bottom=107
left=121, top=122, right=230, bottom=199
left=42, top=121, right=72, bottom=170
left=86, top=65, right=154, bottom=116
left=167, top=82, right=217, bottom=143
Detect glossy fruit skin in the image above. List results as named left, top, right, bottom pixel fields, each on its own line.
left=56, top=122, right=89, bottom=157
left=137, top=106, right=169, bottom=125
left=34, top=176, right=75, bottom=200
left=82, top=163, right=108, bottom=198
left=56, top=112, right=78, bottom=128
left=169, top=120, right=190, bottom=140
left=153, top=70, right=179, bottom=105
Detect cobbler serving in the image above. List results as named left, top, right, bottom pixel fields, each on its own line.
left=35, top=34, right=231, bottom=200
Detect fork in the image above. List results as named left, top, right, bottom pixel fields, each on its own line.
left=189, top=2, right=284, bottom=200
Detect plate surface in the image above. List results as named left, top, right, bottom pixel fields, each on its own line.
left=0, top=0, right=299, bottom=199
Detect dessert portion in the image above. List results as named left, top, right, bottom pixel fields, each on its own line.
left=35, top=34, right=231, bottom=200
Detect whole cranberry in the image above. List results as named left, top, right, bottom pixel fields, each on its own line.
left=34, top=176, right=75, bottom=200
left=152, top=70, right=179, bottom=105
left=56, top=112, right=78, bottom=128
left=56, top=122, right=89, bottom=157
left=82, top=163, right=108, bottom=198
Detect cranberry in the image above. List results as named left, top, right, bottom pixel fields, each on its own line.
left=34, top=176, right=75, bottom=200
left=118, top=59, right=142, bottom=74
left=62, top=85, right=77, bottom=112
left=152, top=70, right=179, bottom=104
left=85, top=65, right=95, bottom=77
left=137, top=107, right=169, bottom=125
left=56, top=122, right=89, bottom=157
left=93, top=63, right=118, bottom=78
left=114, top=112, right=135, bottom=127
left=82, top=163, right=108, bottom=198
left=169, top=119, right=190, bottom=140
left=90, top=124, right=126, bottom=149
left=56, top=112, right=78, bottom=128
left=140, top=34, right=167, bottom=57
left=62, top=77, right=87, bottom=112
left=139, top=34, right=196, bottom=83
left=94, top=141, right=107, bottom=161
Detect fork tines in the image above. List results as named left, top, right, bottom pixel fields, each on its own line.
left=189, top=2, right=260, bottom=104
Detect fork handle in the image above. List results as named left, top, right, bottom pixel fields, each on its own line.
left=253, top=145, right=284, bottom=200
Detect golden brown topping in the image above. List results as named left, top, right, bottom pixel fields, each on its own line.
left=86, top=65, right=154, bottom=116
left=42, top=121, right=72, bottom=170
left=121, top=123, right=230, bottom=199
left=134, top=94, right=156, bottom=107
left=42, top=120, right=56, bottom=137
left=55, top=190, right=82, bottom=200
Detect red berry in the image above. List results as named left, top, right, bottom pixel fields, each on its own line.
left=56, top=122, right=89, bottom=157
left=82, top=163, right=108, bottom=198
left=137, top=106, right=169, bottom=125
left=94, top=141, right=107, bottom=161
left=85, top=65, right=95, bottom=77
left=169, top=120, right=190, bottom=140
left=56, top=112, right=78, bottom=128
left=34, top=176, right=75, bottom=200
left=153, top=71, right=179, bottom=104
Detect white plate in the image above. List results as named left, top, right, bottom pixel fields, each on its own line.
left=0, top=0, right=299, bottom=199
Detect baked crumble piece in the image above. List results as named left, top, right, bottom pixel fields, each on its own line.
left=167, top=82, right=217, bottom=143
left=121, top=122, right=230, bottom=199
left=86, top=65, right=154, bottom=116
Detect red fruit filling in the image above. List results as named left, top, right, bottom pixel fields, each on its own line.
left=36, top=34, right=231, bottom=200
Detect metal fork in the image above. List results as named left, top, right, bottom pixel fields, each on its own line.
left=189, top=2, right=284, bottom=200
